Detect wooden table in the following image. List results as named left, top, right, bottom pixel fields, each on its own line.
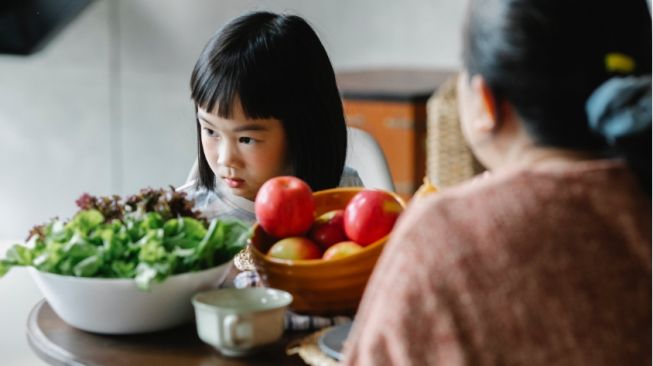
left=27, top=300, right=310, bottom=366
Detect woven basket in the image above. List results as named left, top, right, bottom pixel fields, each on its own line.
left=426, top=75, right=484, bottom=188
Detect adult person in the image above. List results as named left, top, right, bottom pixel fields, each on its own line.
left=343, top=0, right=651, bottom=364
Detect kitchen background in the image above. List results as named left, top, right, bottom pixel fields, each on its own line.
left=0, top=0, right=465, bottom=364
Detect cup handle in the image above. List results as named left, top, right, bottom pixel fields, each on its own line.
left=224, top=314, right=248, bottom=347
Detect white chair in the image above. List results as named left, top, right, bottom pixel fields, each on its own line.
left=184, top=127, right=395, bottom=192
left=345, top=127, right=395, bottom=191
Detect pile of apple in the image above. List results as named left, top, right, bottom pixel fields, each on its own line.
left=254, top=176, right=403, bottom=261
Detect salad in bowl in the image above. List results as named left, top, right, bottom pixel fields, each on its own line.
left=0, top=187, right=249, bottom=334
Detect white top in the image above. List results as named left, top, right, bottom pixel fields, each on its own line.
left=177, top=166, right=364, bottom=224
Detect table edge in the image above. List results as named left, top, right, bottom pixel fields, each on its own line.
left=26, top=299, right=88, bottom=366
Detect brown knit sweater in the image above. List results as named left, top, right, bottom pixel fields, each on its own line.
left=343, top=160, right=651, bottom=366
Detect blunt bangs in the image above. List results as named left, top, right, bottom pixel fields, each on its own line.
left=190, top=53, right=239, bottom=118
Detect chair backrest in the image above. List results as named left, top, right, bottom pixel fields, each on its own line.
left=426, top=75, right=484, bottom=188
left=345, top=127, right=395, bottom=191
left=184, top=126, right=395, bottom=191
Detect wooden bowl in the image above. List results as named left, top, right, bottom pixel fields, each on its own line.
left=248, top=187, right=405, bottom=316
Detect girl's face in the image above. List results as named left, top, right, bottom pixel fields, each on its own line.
left=197, top=102, right=290, bottom=201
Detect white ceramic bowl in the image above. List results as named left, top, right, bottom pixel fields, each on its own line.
left=29, top=261, right=232, bottom=334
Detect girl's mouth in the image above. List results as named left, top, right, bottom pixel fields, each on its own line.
left=223, top=177, right=245, bottom=188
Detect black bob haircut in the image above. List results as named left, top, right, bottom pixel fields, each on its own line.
left=190, top=11, right=347, bottom=193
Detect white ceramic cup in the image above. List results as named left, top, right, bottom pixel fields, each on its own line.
left=192, top=287, right=293, bottom=357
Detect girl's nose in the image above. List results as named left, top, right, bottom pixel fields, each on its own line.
left=216, top=140, right=240, bottom=168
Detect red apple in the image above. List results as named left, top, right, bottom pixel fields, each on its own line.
left=322, top=241, right=363, bottom=260
left=309, top=209, right=347, bottom=250
left=255, top=176, right=315, bottom=238
left=343, top=190, right=403, bottom=246
left=267, top=237, right=322, bottom=260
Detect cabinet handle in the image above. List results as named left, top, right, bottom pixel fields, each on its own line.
left=346, top=115, right=366, bottom=127
left=384, top=117, right=414, bottom=129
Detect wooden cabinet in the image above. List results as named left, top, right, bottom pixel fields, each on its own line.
left=336, top=69, right=455, bottom=199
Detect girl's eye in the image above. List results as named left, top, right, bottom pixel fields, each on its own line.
left=239, top=137, right=255, bottom=144
left=202, top=127, right=217, bottom=137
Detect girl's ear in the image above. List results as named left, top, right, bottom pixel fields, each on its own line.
left=470, top=74, right=499, bottom=133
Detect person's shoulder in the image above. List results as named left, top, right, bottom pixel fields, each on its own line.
left=176, top=179, right=197, bottom=193
left=177, top=180, right=257, bottom=224
left=387, top=172, right=523, bottom=253
left=176, top=179, right=217, bottom=210
left=409, top=172, right=510, bottom=214
left=393, top=163, right=634, bottom=258
left=176, top=179, right=207, bottom=200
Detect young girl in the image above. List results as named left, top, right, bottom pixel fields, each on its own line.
left=178, top=12, right=362, bottom=330
left=178, top=11, right=362, bottom=224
